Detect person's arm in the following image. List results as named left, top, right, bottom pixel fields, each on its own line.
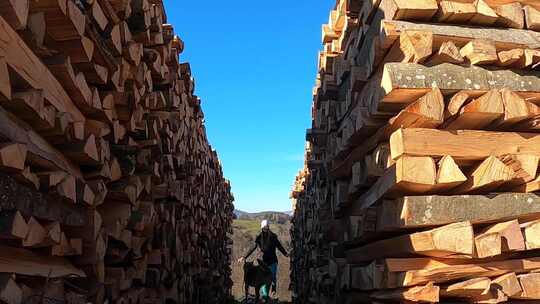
left=244, top=243, right=257, bottom=259
left=275, top=235, right=288, bottom=257
left=243, top=234, right=260, bottom=259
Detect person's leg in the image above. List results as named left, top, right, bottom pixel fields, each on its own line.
left=257, top=285, right=264, bottom=303
left=270, top=263, right=278, bottom=295
left=259, top=284, right=268, bottom=301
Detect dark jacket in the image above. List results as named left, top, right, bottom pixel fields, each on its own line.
left=244, top=231, right=287, bottom=265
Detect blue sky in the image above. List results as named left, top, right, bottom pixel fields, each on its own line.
left=163, top=1, right=333, bottom=212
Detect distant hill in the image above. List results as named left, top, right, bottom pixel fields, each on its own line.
left=231, top=211, right=292, bottom=302
left=234, top=210, right=292, bottom=224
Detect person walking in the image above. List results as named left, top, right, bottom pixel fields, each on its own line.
left=238, top=219, right=288, bottom=301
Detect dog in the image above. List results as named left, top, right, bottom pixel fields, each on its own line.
left=243, top=259, right=273, bottom=303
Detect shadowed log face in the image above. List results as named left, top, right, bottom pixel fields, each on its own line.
left=0, top=172, right=86, bottom=226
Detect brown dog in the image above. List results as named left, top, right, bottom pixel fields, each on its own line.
left=243, top=259, right=273, bottom=303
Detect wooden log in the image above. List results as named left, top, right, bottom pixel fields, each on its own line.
left=38, top=171, right=67, bottom=190
left=441, top=277, right=492, bottom=298
left=522, top=49, right=540, bottom=68
left=57, top=135, right=101, bottom=166
left=443, top=89, right=504, bottom=130
left=38, top=172, right=77, bottom=203
left=513, top=115, right=540, bottom=133
left=395, top=257, right=540, bottom=287
left=472, top=287, right=509, bottom=303
left=22, top=216, right=46, bottom=247
left=451, top=156, right=515, bottom=194
left=5, top=90, right=56, bottom=132
left=445, top=91, right=471, bottom=119
left=356, top=18, right=540, bottom=90
left=91, top=0, right=109, bottom=32
left=85, top=119, right=111, bottom=138
left=522, top=219, right=540, bottom=250
left=0, top=245, right=84, bottom=277
left=44, top=222, right=61, bottom=244
left=0, top=143, right=27, bottom=172
left=22, top=218, right=62, bottom=248
left=384, top=257, right=475, bottom=272
left=86, top=179, right=107, bottom=206
left=498, top=49, right=540, bottom=69
left=2, top=90, right=41, bottom=119
left=350, top=156, right=436, bottom=213
left=513, top=273, right=540, bottom=299
left=512, top=171, right=540, bottom=192
left=378, top=193, right=540, bottom=232
left=0, top=15, right=85, bottom=122
left=23, top=220, right=61, bottom=249
left=379, top=63, right=540, bottom=111
left=346, top=221, right=474, bottom=263
left=365, top=144, right=393, bottom=179
left=470, top=0, right=500, bottom=25
left=76, top=179, right=95, bottom=206
left=474, top=220, right=525, bottom=258
left=21, top=12, right=47, bottom=55
left=54, top=36, right=95, bottom=63
left=370, top=283, right=439, bottom=302
left=349, top=21, right=383, bottom=82
left=29, top=0, right=85, bottom=41
left=382, top=88, right=444, bottom=138
left=500, top=154, right=539, bottom=188
left=524, top=5, right=540, bottom=31
left=382, top=30, right=433, bottom=65
left=103, top=0, right=128, bottom=21
left=0, top=57, right=11, bottom=101
left=14, top=166, right=40, bottom=190
left=0, top=210, right=28, bottom=239
left=427, top=40, right=464, bottom=65
left=52, top=233, right=81, bottom=256
left=0, top=274, right=22, bottom=304
left=382, top=19, right=540, bottom=52
left=45, top=56, right=99, bottom=115
left=390, top=128, right=540, bottom=164
left=492, top=272, right=523, bottom=297
left=0, top=172, right=86, bottom=226
left=107, top=23, right=122, bottom=57
left=0, top=106, right=82, bottom=178
left=498, top=48, right=526, bottom=67
left=494, top=2, right=525, bottom=29
left=75, top=62, right=108, bottom=85
left=0, top=0, right=29, bottom=30
left=379, top=0, right=438, bottom=21
left=497, top=88, right=540, bottom=128
left=432, top=155, right=467, bottom=192
left=483, top=1, right=539, bottom=10
left=436, top=1, right=477, bottom=23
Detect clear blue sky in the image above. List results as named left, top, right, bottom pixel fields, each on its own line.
left=163, top=0, right=333, bottom=212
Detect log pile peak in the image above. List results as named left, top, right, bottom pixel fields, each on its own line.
left=0, top=0, right=234, bottom=303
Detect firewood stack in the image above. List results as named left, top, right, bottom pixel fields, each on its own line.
left=291, top=0, right=540, bottom=303
left=0, top=0, right=234, bottom=303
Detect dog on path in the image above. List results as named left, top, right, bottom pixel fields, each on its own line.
left=243, top=259, right=273, bottom=303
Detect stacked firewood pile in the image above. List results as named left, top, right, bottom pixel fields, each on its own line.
left=291, top=0, right=540, bottom=303
left=0, top=0, right=234, bottom=303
